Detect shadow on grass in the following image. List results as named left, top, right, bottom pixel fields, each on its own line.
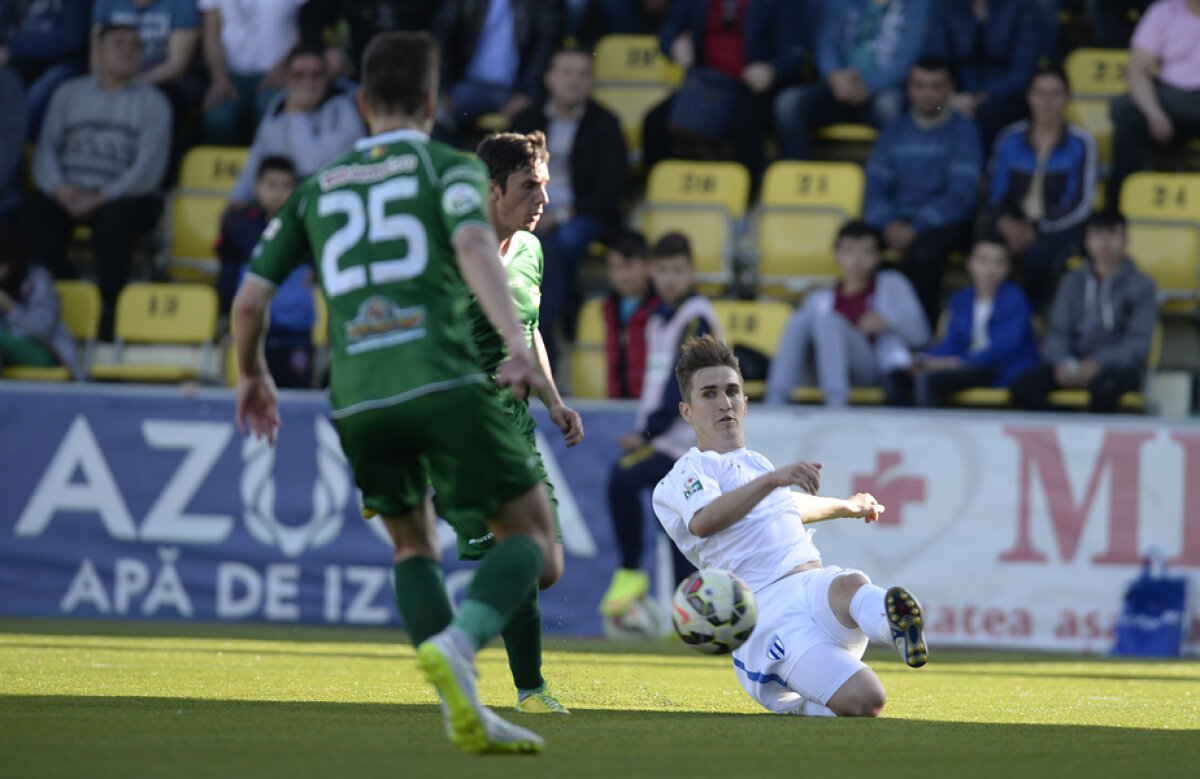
left=1, top=695, right=1196, bottom=779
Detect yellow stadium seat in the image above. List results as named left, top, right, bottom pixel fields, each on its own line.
left=593, top=35, right=684, bottom=87
left=946, top=387, right=1013, bottom=407
left=569, top=297, right=608, bottom=399
left=1118, top=172, right=1200, bottom=223
left=91, top=283, right=218, bottom=383
left=815, top=124, right=879, bottom=143
left=166, top=193, right=226, bottom=281
left=178, top=145, right=249, bottom=193
left=756, top=161, right=865, bottom=295
left=1047, top=321, right=1161, bottom=412
left=1064, top=48, right=1129, bottom=97
left=312, top=287, right=328, bottom=347
left=712, top=300, right=793, bottom=399
left=1119, top=172, right=1200, bottom=312
left=643, top=160, right=750, bottom=290
left=2, top=280, right=101, bottom=381
left=1066, top=99, right=1114, bottom=169
left=474, top=113, right=510, bottom=133
left=788, top=387, right=886, bottom=405
left=592, top=83, right=672, bottom=158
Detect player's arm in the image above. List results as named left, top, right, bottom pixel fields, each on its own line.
left=794, top=492, right=884, bottom=524
left=532, top=328, right=583, bottom=447
left=454, top=223, right=546, bottom=393
left=688, top=461, right=822, bottom=538
left=232, top=276, right=280, bottom=444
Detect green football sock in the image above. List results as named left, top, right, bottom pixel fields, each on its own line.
left=501, top=581, right=545, bottom=693
left=452, top=534, right=544, bottom=651
left=392, top=557, right=454, bottom=647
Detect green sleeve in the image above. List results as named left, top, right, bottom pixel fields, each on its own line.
left=246, top=187, right=313, bottom=286
left=436, top=156, right=492, bottom=244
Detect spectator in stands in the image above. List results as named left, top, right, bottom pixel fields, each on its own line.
left=223, top=156, right=315, bottom=389
left=0, top=0, right=90, bottom=140
left=0, top=64, right=24, bottom=223
left=1092, top=0, right=1155, bottom=47
left=0, top=224, right=80, bottom=379
left=863, top=57, right=983, bottom=327
left=200, top=0, right=306, bottom=145
left=641, top=0, right=806, bottom=184
left=775, top=0, right=931, bottom=161
left=1009, top=211, right=1158, bottom=413
left=598, top=0, right=671, bottom=34
left=599, top=232, right=722, bottom=619
left=601, top=230, right=660, bottom=399
left=25, top=24, right=170, bottom=340
left=299, top=0, right=440, bottom=79
left=433, top=0, right=562, bottom=133
left=925, top=0, right=1041, bottom=150
left=763, top=220, right=929, bottom=407
left=510, top=47, right=627, bottom=367
left=892, top=236, right=1039, bottom=407
left=1107, top=0, right=1200, bottom=209
left=227, top=43, right=365, bottom=207
left=986, top=65, right=1097, bottom=312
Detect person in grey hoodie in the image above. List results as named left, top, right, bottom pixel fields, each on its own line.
left=764, top=220, right=931, bottom=407
left=1009, top=211, right=1158, bottom=413
left=0, top=224, right=80, bottom=378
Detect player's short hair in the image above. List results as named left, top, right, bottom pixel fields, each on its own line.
left=608, top=230, right=648, bottom=261
left=1085, top=210, right=1126, bottom=233
left=650, top=232, right=693, bottom=263
left=360, top=31, right=438, bottom=118
left=835, top=220, right=883, bottom=250
left=476, top=131, right=549, bottom=193
left=257, top=155, right=297, bottom=180
left=676, top=334, right=742, bottom=401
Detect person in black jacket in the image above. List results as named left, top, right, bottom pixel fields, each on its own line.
left=433, top=0, right=562, bottom=133
left=510, top=47, right=628, bottom=368
left=299, top=0, right=440, bottom=78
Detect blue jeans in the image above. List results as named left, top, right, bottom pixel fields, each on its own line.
left=774, top=81, right=905, bottom=160
left=443, top=80, right=513, bottom=129
left=203, top=72, right=279, bottom=146
left=537, top=214, right=605, bottom=366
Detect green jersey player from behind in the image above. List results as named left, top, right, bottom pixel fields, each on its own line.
left=233, top=31, right=555, bottom=756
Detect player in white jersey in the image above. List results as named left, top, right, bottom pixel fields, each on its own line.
left=653, top=334, right=928, bottom=717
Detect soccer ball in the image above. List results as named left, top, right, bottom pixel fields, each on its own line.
left=602, top=593, right=663, bottom=641
left=671, top=569, right=757, bottom=654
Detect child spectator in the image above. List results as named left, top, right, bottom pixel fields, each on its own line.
left=220, top=155, right=315, bottom=389
left=763, top=220, right=930, bottom=407
left=0, top=224, right=80, bottom=378
left=599, top=232, right=724, bottom=619
left=986, top=65, right=1096, bottom=312
left=602, top=230, right=660, bottom=399
left=896, top=236, right=1039, bottom=407
left=1009, top=211, right=1158, bottom=413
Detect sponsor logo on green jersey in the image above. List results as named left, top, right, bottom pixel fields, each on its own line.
left=344, top=296, right=427, bottom=354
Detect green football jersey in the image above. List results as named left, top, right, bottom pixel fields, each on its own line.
left=467, top=230, right=543, bottom=376
left=247, top=129, right=493, bottom=418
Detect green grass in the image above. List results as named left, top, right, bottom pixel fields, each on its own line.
left=1, top=618, right=1198, bottom=778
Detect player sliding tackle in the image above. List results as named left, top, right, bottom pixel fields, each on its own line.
left=653, top=335, right=927, bottom=717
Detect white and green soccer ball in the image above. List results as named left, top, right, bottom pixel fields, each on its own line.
left=671, top=569, right=757, bottom=654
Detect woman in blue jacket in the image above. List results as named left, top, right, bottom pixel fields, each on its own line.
left=902, top=236, right=1039, bottom=407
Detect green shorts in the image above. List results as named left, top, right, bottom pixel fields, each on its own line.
left=436, top=392, right=561, bottom=560
left=334, top=380, right=541, bottom=528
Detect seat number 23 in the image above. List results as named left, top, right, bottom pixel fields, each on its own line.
left=318, top=177, right=428, bottom=297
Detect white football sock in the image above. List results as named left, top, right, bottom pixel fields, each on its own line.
left=802, top=700, right=836, bottom=717
left=849, top=583, right=891, bottom=644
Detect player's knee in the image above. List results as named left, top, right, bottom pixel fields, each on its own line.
left=828, top=572, right=870, bottom=611
left=828, top=671, right=887, bottom=718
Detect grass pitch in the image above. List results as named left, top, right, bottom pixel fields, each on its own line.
left=1, top=619, right=1197, bottom=778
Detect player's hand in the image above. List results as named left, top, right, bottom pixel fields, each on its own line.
left=774, top=461, right=821, bottom=494
left=235, top=372, right=281, bottom=445
left=549, top=402, right=584, bottom=448
left=495, top=345, right=547, bottom=398
left=618, top=431, right=645, bottom=452
left=843, top=492, right=885, bottom=523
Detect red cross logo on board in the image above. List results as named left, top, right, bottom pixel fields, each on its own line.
left=851, top=451, right=925, bottom=526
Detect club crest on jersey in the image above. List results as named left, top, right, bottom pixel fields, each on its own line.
left=344, top=296, right=426, bottom=354
left=767, top=634, right=786, bottom=661
left=442, top=182, right=481, bottom=216
left=683, top=477, right=703, bottom=499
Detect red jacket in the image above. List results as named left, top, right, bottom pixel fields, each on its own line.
left=604, top=290, right=660, bottom=399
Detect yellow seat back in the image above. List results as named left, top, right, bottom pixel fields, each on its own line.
left=1119, top=172, right=1200, bottom=222
left=55, top=280, right=102, bottom=340
left=646, top=160, right=750, bottom=217
left=593, top=34, right=683, bottom=86
left=642, top=207, right=731, bottom=282
left=113, top=283, right=218, bottom=344
left=179, top=145, right=249, bottom=193
left=1065, top=99, right=1113, bottom=167
left=592, top=84, right=672, bottom=155
left=1064, top=48, right=1129, bottom=97
left=1127, top=224, right=1200, bottom=311
left=570, top=297, right=608, bottom=399
left=712, top=300, right=792, bottom=357
left=168, top=194, right=226, bottom=281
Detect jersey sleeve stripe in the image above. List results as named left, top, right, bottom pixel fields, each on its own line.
left=412, top=143, right=439, bottom=183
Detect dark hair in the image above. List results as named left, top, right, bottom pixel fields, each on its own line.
left=360, top=31, right=438, bottom=118
left=968, top=234, right=1012, bottom=261
left=607, top=230, right=648, bottom=261
left=257, top=155, right=297, bottom=180
left=650, top=231, right=693, bottom=263
left=835, top=219, right=883, bottom=250
left=676, top=334, right=742, bottom=401
left=286, top=41, right=328, bottom=68
left=0, top=223, right=30, bottom=298
left=546, top=46, right=592, bottom=72
left=476, top=131, right=549, bottom=192
left=912, top=56, right=953, bottom=80
left=98, top=23, right=140, bottom=41
left=1028, top=63, right=1070, bottom=94
left=1085, top=210, right=1127, bottom=232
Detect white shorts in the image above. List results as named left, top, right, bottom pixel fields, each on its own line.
left=732, top=565, right=870, bottom=714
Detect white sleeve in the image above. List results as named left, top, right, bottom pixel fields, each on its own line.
left=652, top=453, right=723, bottom=539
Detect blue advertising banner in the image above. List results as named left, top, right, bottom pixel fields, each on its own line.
left=0, top=385, right=659, bottom=636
